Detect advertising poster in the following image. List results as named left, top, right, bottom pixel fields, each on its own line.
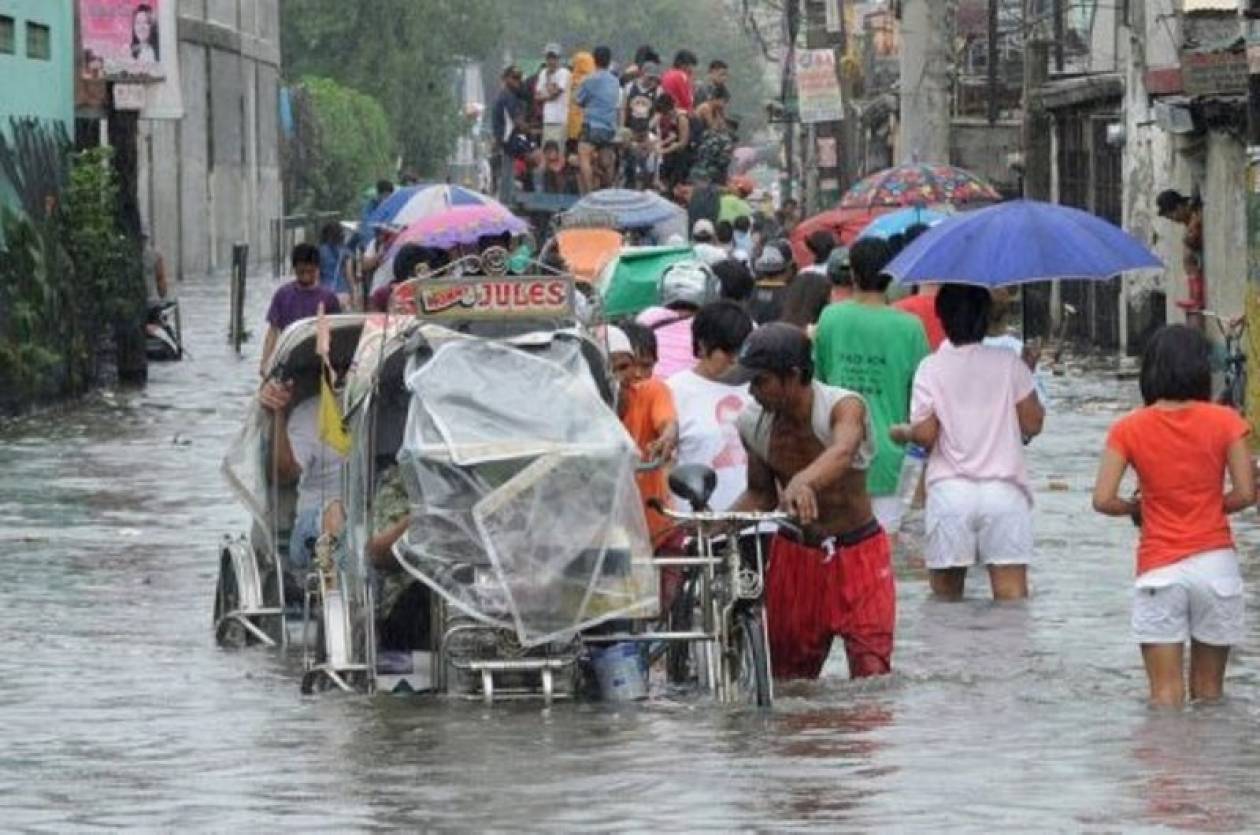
left=794, top=49, right=843, bottom=125
left=80, top=0, right=165, bottom=81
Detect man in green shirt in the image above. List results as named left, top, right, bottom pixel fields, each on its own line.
left=812, top=237, right=929, bottom=544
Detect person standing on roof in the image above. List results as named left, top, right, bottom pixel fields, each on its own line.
left=660, top=49, right=698, bottom=114
left=576, top=46, right=620, bottom=194
left=694, top=59, right=730, bottom=107
left=636, top=260, right=717, bottom=379
left=536, top=43, right=572, bottom=152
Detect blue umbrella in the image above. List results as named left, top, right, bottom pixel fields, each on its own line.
left=856, top=205, right=952, bottom=240
left=885, top=200, right=1162, bottom=287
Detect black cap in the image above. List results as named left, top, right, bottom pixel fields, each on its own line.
left=722, top=322, right=813, bottom=384
left=1156, top=189, right=1186, bottom=218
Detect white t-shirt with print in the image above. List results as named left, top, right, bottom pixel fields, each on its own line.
left=540, top=67, right=572, bottom=125
left=666, top=369, right=752, bottom=511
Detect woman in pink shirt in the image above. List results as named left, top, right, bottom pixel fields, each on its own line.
left=891, top=284, right=1045, bottom=600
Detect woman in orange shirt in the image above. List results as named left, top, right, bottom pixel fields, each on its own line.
left=1092, top=325, right=1254, bottom=708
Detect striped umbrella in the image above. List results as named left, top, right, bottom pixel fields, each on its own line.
left=366, top=184, right=503, bottom=229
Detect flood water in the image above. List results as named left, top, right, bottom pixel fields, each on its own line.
left=2, top=271, right=1259, bottom=831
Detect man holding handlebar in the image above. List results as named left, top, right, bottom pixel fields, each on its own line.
left=726, top=324, right=896, bottom=680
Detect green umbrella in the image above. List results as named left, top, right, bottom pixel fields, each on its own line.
left=718, top=194, right=752, bottom=224
left=598, top=246, right=695, bottom=319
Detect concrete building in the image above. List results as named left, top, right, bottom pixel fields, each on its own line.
left=0, top=0, right=74, bottom=132
left=136, top=0, right=282, bottom=279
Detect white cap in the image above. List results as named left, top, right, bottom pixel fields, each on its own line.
left=605, top=325, right=633, bottom=356
left=692, top=219, right=716, bottom=240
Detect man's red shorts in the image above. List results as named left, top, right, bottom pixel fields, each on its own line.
left=764, top=528, right=895, bottom=680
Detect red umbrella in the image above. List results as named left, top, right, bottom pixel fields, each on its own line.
left=789, top=207, right=893, bottom=267
left=840, top=162, right=1000, bottom=210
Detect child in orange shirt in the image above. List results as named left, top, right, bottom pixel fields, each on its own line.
left=608, top=323, right=678, bottom=544
left=1092, top=325, right=1254, bottom=708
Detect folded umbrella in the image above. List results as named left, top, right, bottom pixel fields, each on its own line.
left=884, top=200, right=1162, bottom=288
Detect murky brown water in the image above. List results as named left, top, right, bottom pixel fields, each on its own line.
left=2, top=272, right=1259, bottom=830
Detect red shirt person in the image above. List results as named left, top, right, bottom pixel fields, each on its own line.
left=659, top=49, right=698, bottom=113
left=894, top=285, right=945, bottom=350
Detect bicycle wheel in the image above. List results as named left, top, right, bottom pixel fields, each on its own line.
left=730, top=606, right=773, bottom=707
left=665, top=571, right=697, bottom=684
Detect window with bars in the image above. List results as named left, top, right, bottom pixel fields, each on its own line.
left=26, top=21, right=50, bottom=60
left=0, top=16, right=14, bottom=55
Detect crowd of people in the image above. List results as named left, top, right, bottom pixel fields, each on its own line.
left=490, top=43, right=741, bottom=206
left=255, top=62, right=1253, bottom=707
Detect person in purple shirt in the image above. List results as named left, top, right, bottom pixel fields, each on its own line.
left=260, top=242, right=342, bottom=374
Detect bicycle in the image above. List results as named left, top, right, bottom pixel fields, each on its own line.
left=1202, top=310, right=1247, bottom=412
left=650, top=464, right=790, bottom=707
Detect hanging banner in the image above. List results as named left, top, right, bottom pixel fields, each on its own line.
left=79, top=0, right=165, bottom=81
left=794, top=49, right=844, bottom=124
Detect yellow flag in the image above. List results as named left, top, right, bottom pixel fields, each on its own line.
left=318, top=369, right=352, bottom=456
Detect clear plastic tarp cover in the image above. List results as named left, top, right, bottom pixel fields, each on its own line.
left=396, top=334, right=657, bottom=646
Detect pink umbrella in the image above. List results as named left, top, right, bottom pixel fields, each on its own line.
left=387, top=204, right=528, bottom=253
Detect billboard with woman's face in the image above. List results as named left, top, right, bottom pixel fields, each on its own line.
left=80, top=0, right=164, bottom=81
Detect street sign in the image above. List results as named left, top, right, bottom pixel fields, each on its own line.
left=794, top=49, right=844, bottom=124
left=1182, top=49, right=1248, bottom=97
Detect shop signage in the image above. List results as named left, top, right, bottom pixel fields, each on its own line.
left=1181, top=48, right=1248, bottom=97
left=415, top=276, right=574, bottom=321
left=79, top=0, right=165, bottom=81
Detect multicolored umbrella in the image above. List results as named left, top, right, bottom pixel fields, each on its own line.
left=367, top=184, right=502, bottom=229
left=840, top=163, right=1000, bottom=211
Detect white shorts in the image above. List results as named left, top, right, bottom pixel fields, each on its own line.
left=924, top=478, right=1033, bottom=570
left=871, top=495, right=906, bottom=534
left=542, top=123, right=567, bottom=148
left=1132, top=549, right=1245, bottom=646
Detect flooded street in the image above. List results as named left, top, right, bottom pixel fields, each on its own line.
left=2, top=272, right=1259, bottom=831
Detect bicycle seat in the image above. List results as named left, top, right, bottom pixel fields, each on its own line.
left=669, top=464, right=717, bottom=512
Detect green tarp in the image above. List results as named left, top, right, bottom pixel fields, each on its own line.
left=598, top=246, right=696, bottom=319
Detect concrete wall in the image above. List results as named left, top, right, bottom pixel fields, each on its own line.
left=950, top=119, right=1021, bottom=196
left=0, top=0, right=74, bottom=129
left=136, top=0, right=281, bottom=279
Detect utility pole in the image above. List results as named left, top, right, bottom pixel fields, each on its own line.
left=781, top=0, right=802, bottom=205
left=898, top=0, right=953, bottom=164
left=805, top=0, right=851, bottom=210
left=987, top=0, right=1000, bottom=124
left=1021, top=0, right=1053, bottom=337
left=1244, top=0, right=1260, bottom=437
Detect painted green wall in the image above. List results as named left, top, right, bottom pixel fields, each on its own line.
left=0, top=0, right=74, bottom=131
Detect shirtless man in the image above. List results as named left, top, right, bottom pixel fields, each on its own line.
left=727, top=323, right=895, bottom=680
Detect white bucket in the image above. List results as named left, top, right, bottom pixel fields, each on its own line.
left=592, top=642, right=647, bottom=702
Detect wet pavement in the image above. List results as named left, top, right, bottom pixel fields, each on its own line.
left=2, top=271, right=1259, bottom=830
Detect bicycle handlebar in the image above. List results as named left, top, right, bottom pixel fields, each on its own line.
left=654, top=506, right=792, bottom=524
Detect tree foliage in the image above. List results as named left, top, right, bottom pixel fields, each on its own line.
left=0, top=122, right=144, bottom=411
left=289, top=76, right=395, bottom=214
left=282, top=0, right=503, bottom=176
